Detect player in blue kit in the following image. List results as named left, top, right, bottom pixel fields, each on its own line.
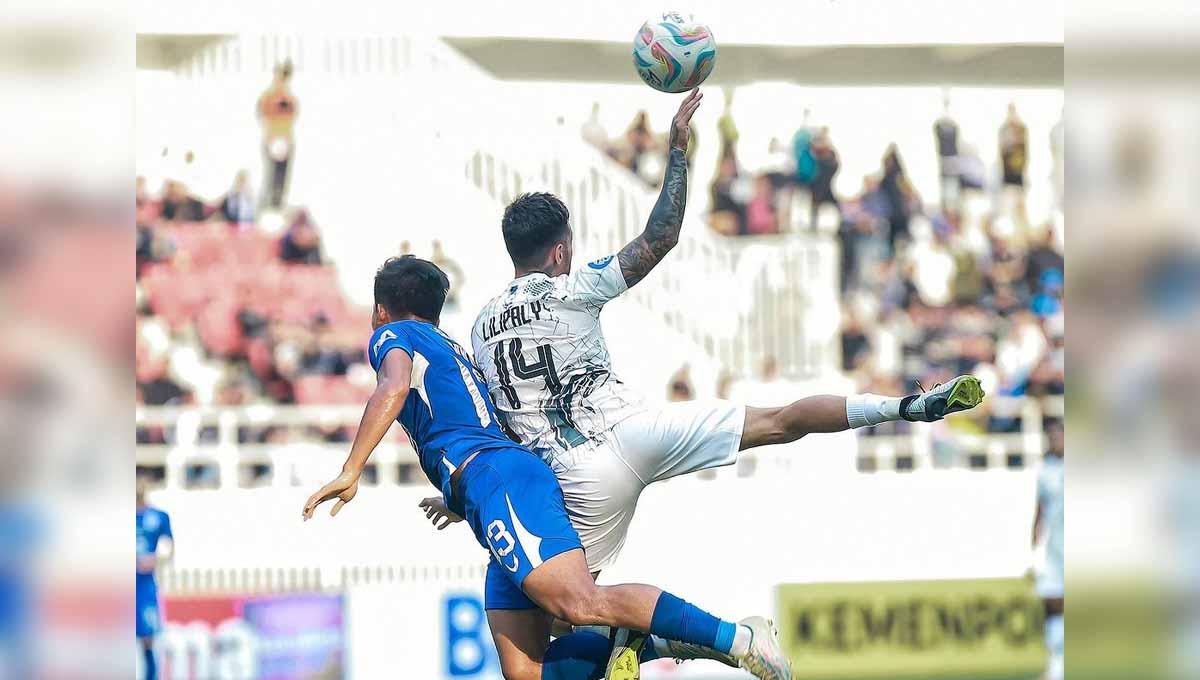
left=136, top=476, right=174, bottom=680
left=302, top=256, right=791, bottom=680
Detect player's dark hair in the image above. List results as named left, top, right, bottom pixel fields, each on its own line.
left=373, top=256, right=450, bottom=324
left=501, top=192, right=570, bottom=267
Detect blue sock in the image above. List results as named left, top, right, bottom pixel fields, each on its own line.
left=143, top=645, right=158, bottom=680
left=541, top=631, right=609, bottom=680
left=648, top=592, right=738, bottom=655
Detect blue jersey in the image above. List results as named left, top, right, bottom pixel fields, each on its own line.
left=367, top=321, right=515, bottom=501
left=136, top=506, right=172, bottom=586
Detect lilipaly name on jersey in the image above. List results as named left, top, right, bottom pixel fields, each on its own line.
left=471, top=256, right=645, bottom=467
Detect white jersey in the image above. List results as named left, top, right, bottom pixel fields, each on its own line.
left=471, top=255, right=645, bottom=465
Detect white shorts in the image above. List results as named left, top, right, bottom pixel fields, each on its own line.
left=1036, top=556, right=1064, bottom=599
left=549, top=400, right=746, bottom=572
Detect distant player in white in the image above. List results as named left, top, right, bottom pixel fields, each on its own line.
left=1033, top=421, right=1064, bottom=680
left=424, top=90, right=984, bottom=676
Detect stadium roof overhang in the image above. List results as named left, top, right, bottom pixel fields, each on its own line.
left=443, top=39, right=1063, bottom=87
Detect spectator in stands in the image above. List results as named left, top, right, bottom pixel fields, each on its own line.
left=258, top=60, right=299, bottom=210
left=999, top=103, right=1028, bottom=189
left=717, top=88, right=738, bottom=161
left=667, top=365, right=695, bottom=402
left=1024, top=228, right=1065, bottom=295
left=159, top=180, right=206, bottom=223
left=301, top=319, right=351, bottom=376
left=841, top=308, right=871, bottom=372
left=879, top=144, right=917, bottom=256
left=745, top=175, right=779, bottom=235
left=136, top=175, right=151, bottom=210
left=956, top=143, right=986, bottom=192
left=431, top=240, right=465, bottom=312
left=934, top=97, right=960, bottom=209
left=217, top=170, right=256, bottom=227
left=581, top=101, right=608, bottom=150
left=709, top=155, right=745, bottom=236
left=136, top=354, right=190, bottom=407
left=791, top=109, right=816, bottom=191
left=624, top=110, right=655, bottom=178
left=279, top=210, right=323, bottom=265
left=809, top=128, right=841, bottom=226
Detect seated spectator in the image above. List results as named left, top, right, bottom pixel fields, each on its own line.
left=279, top=210, right=323, bottom=264
left=745, top=175, right=779, bottom=235
left=159, top=180, right=207, bottom=223
left=301, top=318, right=351, bottom=376
left=709, top=155, right=745, bottom=236
left=218, top=170, right=256, bottom=227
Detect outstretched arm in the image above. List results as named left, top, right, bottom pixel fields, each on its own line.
left=618, top=89, right=703, bottom=288
left=302, top=350, right=412, bottom=520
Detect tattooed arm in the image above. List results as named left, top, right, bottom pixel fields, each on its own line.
left=618, top=89, right=703, bottom=288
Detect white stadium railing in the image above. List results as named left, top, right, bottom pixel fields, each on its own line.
left=136, top=395, right=1063, bottom=491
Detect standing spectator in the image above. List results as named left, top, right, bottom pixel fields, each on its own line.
left=809, top=128, right=841, bottom=227
left=1050, top=112, right=1065, bottom=210
left=258, top=60, right=299, bottom=210
left=581, top=102, right=608, bottom=150
left=999, top=103, right=1028, bottom=189
left=717, top=87, right=738, bottom=161
left=217, top=170, right=256, bottom=227
left=934, top=97, right=960, bottom=209
left=792, top=109, right=817, bottom=190
left=745, top=175, right=778, bottom=235
left=432, top=240, right=466, bottom=312
left=279, top=210, right=323, bottom=265
left=880, top=145, right=917, bottom=255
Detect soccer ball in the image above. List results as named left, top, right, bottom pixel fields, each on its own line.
left=632, top=12, right=717, bottom=93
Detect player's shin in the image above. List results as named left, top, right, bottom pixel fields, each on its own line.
left=647, top=592, right=748, bottom=658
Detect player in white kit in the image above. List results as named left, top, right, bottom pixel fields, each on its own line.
left=1033, top=420, right=1064, bottom=680
left=423, top=90, right=984, bottom=678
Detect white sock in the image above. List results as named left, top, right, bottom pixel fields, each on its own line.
left=730, top=624, right=753, bottom=658
left=846, top=393, right=904, bottom=428
left=1044, top=613, right=1064, bottom=678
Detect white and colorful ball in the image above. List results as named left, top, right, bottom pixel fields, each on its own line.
left=632, top=12, right=717, bottom=93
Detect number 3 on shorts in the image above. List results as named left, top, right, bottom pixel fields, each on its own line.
left=487, top=519, right=520, bottom=572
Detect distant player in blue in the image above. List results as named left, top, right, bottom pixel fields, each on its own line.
left=302, top=256, right=790, bottom=680
left=136, top=476, right=173, bottom=680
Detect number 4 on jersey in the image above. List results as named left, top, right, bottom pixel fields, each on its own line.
left=492, top=338, right=560, bottom=409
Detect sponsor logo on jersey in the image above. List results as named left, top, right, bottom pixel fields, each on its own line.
left=588, top=255, right=614, bottom=270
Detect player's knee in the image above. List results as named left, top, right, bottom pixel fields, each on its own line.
left=550, top=586, right=606, bottom=627
left=748, top=407, right=795, bottom=447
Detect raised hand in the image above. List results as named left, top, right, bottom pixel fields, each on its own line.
left=668, top=88, right=703, bottom=151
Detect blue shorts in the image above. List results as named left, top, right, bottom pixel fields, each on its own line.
left=457, top=446, right=583, bottom=610
left=136, top=576, right=162, bottom=638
